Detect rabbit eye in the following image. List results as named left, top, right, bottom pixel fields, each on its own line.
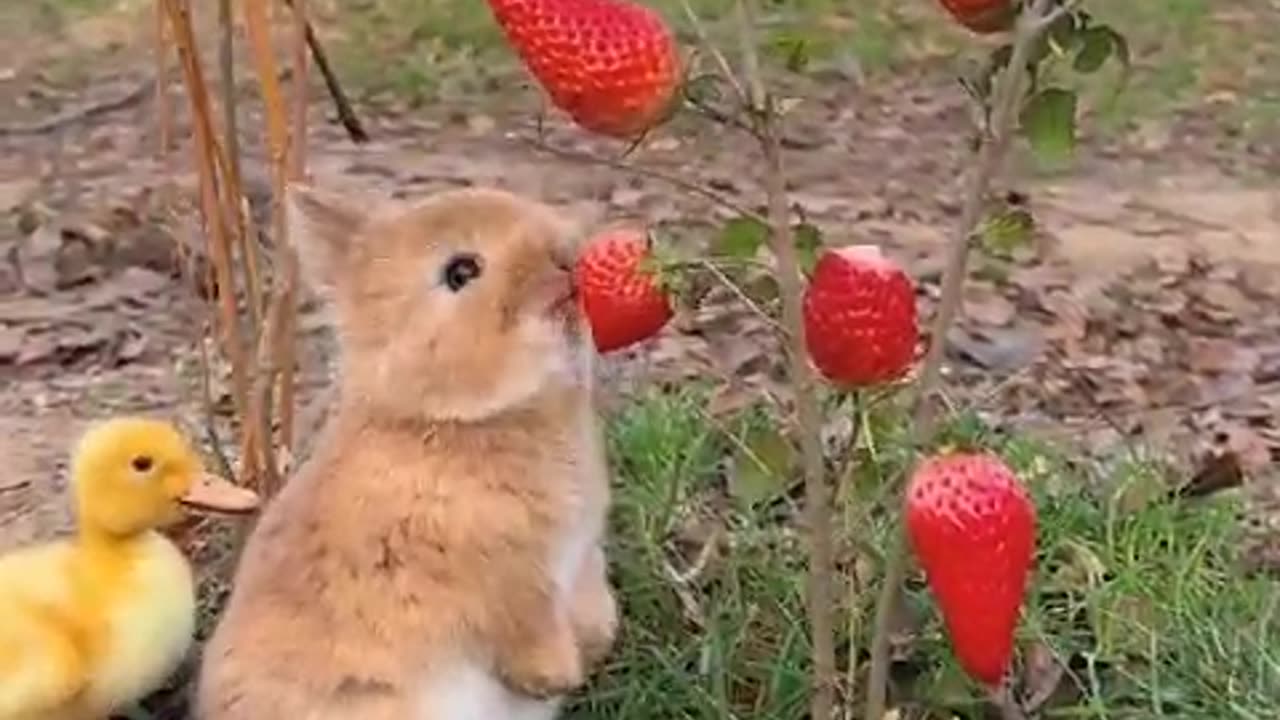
left=442, top=253, right=483, bottom=292
left=131, top=455, right=154, bottom=473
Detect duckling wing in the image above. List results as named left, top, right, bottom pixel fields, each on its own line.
left=0, top=546, right=88, bottom=718
left=0, top=597, right=89, bottom=718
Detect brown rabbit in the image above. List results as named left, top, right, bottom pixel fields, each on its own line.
left=195, top=184, right=618, bottom=720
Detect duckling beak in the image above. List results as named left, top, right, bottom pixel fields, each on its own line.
left=179, top=473, right=261, bottom=515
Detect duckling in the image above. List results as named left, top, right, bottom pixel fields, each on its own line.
left=0, top=417, right=259, bottom=720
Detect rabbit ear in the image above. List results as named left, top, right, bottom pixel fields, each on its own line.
left=286, top=182, right=368, bottom=294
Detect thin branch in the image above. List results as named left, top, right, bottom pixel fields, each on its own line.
left=526, top=134, right=768, bottom=225
left=197, top=325, right=235, bottom=480
left=0, top=76, right=151, bottom=137
left=729, top=0, right=835, bottom=716
left=693, top=259, right=785, bottom=334
left=289, top=0, right=310, bottom=179
left=241, top=0, right=292, bottom=494
left=161, top=0, right=252, bottom=467
left=281, top=0, right=370, bottom=143
left=990, top=683, right=1030, bottom=720
left=274, top=0, right=310, bottom=461
left=218, top=0, right=241, bottom=196
left=676, top=0, right=746, bottom=104
left=153, top=0, right=171, bottom=159
left=863, top=2, right=1059, bottom=718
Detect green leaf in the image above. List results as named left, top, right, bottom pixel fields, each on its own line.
left=1031, top=11, right=1079, bottom=66
left=714, top=216, right=769, bottom=260
left=978, top=206, right=1036, bottom=259
left=729, top=424, right=795, bottom=509
left=740, top=273, right=781, bottom=309
left=1101, top=25, right=1132, bottom=90
left=1019, top=87, right=1078, bottom=166
left=683, top=72, right=728, bottom=106
left=1047, top=9, right=1084, bottom=51
left=772, top=34, right=812, bottom=73
left=794, top=222, right=823, bottom=276
left=1073, top=26, right=1114, bottom=74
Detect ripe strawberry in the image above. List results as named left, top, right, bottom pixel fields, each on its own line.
left=801, top=245, right=918, bottom=387
left=905, top=451, right=1037, bottom=688
left=574, top=228, right=673, bottom=352
left=936, top=0, right=1017, bottom=34
left=486, top=0, right=683, bottom=139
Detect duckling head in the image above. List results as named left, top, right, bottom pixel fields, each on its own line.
left=70, top=417, right=259, bottom=538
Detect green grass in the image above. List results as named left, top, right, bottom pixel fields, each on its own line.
left=564, top=388, right=1279, bottom=719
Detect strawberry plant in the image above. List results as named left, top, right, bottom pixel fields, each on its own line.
left=483, top=0, right=1131, bottom=717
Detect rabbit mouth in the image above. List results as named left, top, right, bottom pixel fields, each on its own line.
left=548, top=288, right=577, bottom=313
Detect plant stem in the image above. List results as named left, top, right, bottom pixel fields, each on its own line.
left=764, top=113, right=837, bottom=720
left=729, top=0, right=835, bottom=715
left=862, top=2, right=1058, bottom=718
left=991, top=682, right=1030, bottom=720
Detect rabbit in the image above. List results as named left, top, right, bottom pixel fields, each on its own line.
left=194, top=184, right=619, bottom=720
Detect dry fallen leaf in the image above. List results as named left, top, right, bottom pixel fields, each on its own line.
left=1021, top=641, right=1067, bottom=712
left=948, top=324, right=1045, bottom=372
left=1187, top=337, right=1259, bottom=375
left=963, top=283, right=1018, bottom=327
left=1174, top=450, right=1244, bottom=499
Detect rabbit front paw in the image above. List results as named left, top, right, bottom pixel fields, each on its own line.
left=570, top=549, right=618, bottom=668
left=498, top=618, right=585, bottom=699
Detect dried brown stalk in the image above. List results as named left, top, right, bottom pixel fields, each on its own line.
left=240, top=0, right=299, bottom=495
left=160, top=0, right=252, bottom=470
left=281, top=0, right=369, bottom=143
left=153, top=0, right=171, bottom=159
left=217, top=0, right=265, bottom=340
left=272, top=0, right=312, bottom=463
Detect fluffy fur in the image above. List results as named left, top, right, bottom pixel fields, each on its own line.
left=195, top=185, right=618, bottom=720
left=0, top=419, right=209, bottom=720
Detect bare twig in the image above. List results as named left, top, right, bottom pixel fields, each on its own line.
left=241, top=0, right=293, bottom=495
left=281, top=0, right=370, bottom=143
left=216, top=0, right=265, bottom=344
left=153, top=1, right=171, bottom=158
left=290, top=0, right=310, bottom=178
left=863, top=2, right=1060, bottom=718
left=0, top=76, right=152, bottom=137
left=162, top=0, right=252, bottom=463
left=218, top=0, right=241, bottom=195
left=676, top=0, right=746, bottom=104
left=729, top=0, right=835, bottom=716
left=990, top=683, right=1030, bottom=720
left=197, top=328, right=235, bottom=480
left=275, top=0, right=311, bottom=474
left=686, top=256, right=783, bottom=333
left=526, top=134, right=768, bottom=225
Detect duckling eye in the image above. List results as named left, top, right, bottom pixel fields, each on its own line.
left=131, top=455, right=154, bottom=473
left=441, top=253, right=483, bottom=292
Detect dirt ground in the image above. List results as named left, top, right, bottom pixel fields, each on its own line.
left=1, top=0, right=1278, bottom=577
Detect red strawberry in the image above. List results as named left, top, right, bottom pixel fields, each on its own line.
left=574, top=228, right=673, bottom=352
left=486, top=0, right=683, bottom=139
left=801, top=245, right=918, bottom=387
left=936, top=0, right=1017, bottom=34
left=905, top=451, right=1037, bottom=688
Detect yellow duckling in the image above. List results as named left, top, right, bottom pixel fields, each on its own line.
left=0, top=417, right=259, bottom=720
